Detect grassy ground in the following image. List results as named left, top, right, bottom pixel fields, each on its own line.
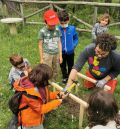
left=0, top=5, right=120, bottom=129
left=0, top=22, right=120, bottom=129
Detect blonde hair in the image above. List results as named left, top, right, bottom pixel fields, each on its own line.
left=98, top=13, right=110, bottom=25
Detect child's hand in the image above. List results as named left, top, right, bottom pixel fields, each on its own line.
left=24, top=70, right=28, bottom=76
left=57, top=91, right=69, bottom=99
left=59, top=56, right=63, bottom=64
left=61, top=92, right=69, bottom=99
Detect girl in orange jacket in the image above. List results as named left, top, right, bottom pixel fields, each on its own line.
left=13, top=64, right=65, bottom=129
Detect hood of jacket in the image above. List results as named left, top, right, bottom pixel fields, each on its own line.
left=19, top=76, right=34, bottom=89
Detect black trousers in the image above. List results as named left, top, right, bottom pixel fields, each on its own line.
left=60, top=52, right=74, bottom=79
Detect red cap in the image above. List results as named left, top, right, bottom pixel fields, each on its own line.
left=43, top=10, right=59, bottom=25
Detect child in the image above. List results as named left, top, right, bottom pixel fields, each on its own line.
left=8, top=54, right=31, bottom=86
left=38, top=9, right=62, bottom=81
left=58, top=10, right=78, bottom=84
left=13, top=64, right=67, bottom=129
left=92, top=13, right=110, bottom=43
left=85, top=89, right=120, bottom=129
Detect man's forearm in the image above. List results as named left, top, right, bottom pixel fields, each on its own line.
left=67, top=69, right=78, bottom=87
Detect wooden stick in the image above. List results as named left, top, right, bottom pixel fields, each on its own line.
left=93, top=6, right=98, bottom=25
left=9, top=0, right=120, bottom=7
left=54, top=4, right=92, bottom=28
left=26, top=21, right=45, bottom=25
left=5, top=3, right=22, bottom=17
left=49, top=81, right=88, bottom=108
left=49, top=81, right=88, bottom=128
left=109, top=22, right=120, bottom=27
left=20, top=3, right=24, bottom=25
left=54, top=4, right=63, bottom=11
left=79, top=105, right=85, bottom=128
left=77, top=72, right=111, bottom=91
left=25, top=5, right=50, bottom=19
left=76, top=28, right=91, bottom=32
left=115, top=36, right=120, bottom=40
left=71, top=14, right=92, bottom=28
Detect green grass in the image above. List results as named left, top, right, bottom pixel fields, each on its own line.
left=0, top=12, right=120, bottom=129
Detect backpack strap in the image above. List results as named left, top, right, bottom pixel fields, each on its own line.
left=19, top=91, right=38, bottom=111
left=19, top=92, right=39, bottom=129
left=23, top=92, right=38, bottom=100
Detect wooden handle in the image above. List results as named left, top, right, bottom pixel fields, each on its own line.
left=77, top=72, right=111, bottom=91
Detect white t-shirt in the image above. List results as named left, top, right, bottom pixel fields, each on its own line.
left=85, top=121, right=117, bottom=129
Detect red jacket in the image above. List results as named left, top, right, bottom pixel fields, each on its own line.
left=13, top=77, right=61, bottom=127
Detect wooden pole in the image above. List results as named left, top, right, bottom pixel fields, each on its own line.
left=77, top=72, right=111, bottom=91
left=9, top=0, right=120, bottom=7
left=79, top=105, right=85, bottom=129
left=49, top=81, right=88, bottom=107
left=2, top=3, right=8, bottom=17
left=24, top=5, right=50, bottom=19
left=26, top=21, right=45, bottom=25
left=49, top=81, right=88, bottom=128
left=54, top=4, right=63, bottom=11
left=76, top=28, right=91, bottom=32
left=9, top=23, right=17, bottom=35
left=20, top=3, right=24, bottom=25
left=50, top=3, right=53, bottom=9
left=93, top=6, right=98, bottom=25
left=109, top=22, right=120, bottom=27
left=72, top=15, right=92, bottom=28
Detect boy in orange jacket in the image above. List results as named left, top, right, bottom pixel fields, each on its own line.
left=13, top=64, right=66, bottom=129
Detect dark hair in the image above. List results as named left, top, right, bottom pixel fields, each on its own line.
left=87, top=89, right=120, bottom=128
left=28, top=64, right=53, bottom=87
left=9, top=54, right=23, bottom=67
left=58, top=10, right=69, bottom=22
left=98, top=13, right=110, bottom=25
left=96, top=33, right=117, bottom=51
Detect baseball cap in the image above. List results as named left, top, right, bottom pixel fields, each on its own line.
left=44, top=10, right=59, bottom=25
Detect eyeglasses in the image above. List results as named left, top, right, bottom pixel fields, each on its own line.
left=95, top=47, right=109, bottom=57
left=16, top=62, right=25, bottom=70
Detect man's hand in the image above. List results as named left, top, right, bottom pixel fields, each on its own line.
left=96, top=79, right=107, bottom=88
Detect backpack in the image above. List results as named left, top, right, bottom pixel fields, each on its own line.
left=8, top=91, right=29, bottom=115
left=9, top=91, right=38, bottom=115
left=8, top=91, right=38, bottom=129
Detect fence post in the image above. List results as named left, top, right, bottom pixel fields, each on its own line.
left=79, top=105, right=85, bottom=129
left=20, top=3, right=24, bottom=25
left=50, top=3, right=53, bottom=10
left=93, top=6, right=98, bottom=25
left=2, top=3, right=8, bottom=17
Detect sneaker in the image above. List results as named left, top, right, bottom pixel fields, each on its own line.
left=62, top=78, right=68, bottom=84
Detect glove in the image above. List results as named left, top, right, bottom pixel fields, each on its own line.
left=96, top=79, right=107, bottom=88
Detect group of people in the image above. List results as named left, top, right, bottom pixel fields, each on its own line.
left=8, top=9, right=120, bottom=129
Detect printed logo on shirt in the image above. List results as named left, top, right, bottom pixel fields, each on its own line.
left=88, top=56, right=107, bottom=76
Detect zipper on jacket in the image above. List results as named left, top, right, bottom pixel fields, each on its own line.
left=64, top=29, right=67, bottom=52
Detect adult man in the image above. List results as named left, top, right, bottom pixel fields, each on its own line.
left=67, top=33, right=120, bottom=93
